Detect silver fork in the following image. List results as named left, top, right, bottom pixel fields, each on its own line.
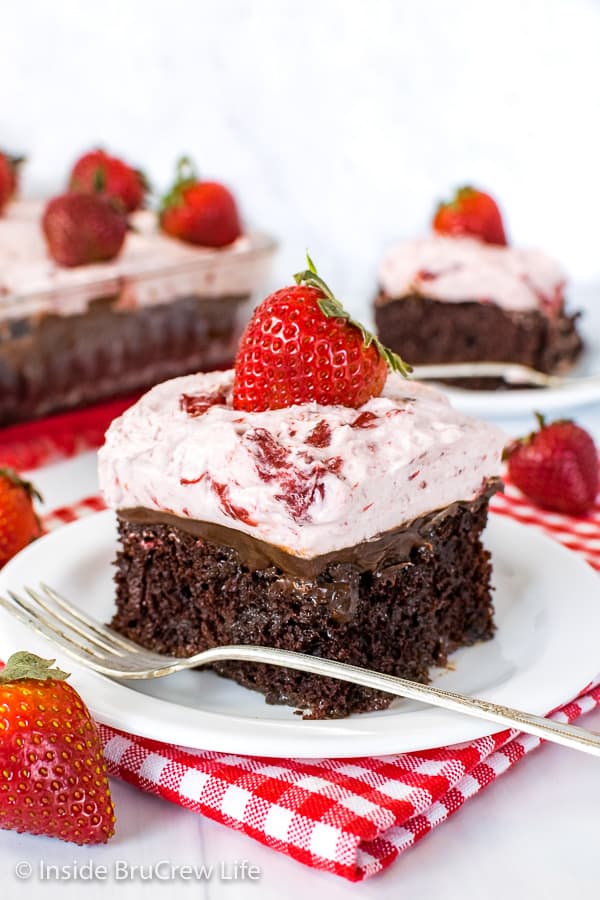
left=1, top=585, right=600, bottom=757
left=411, top=362, right=600, bottom=389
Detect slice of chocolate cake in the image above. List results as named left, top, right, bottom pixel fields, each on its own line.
left=375, top=236, right=582, bottom=389
left=98, top=369, right=505, bottom=719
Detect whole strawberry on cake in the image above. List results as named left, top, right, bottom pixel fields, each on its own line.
left=374, top=186, right=583, bottom=389
left=99, top=257, right=506, bottom=718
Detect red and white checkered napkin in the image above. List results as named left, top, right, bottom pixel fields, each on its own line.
left=492, top=479, right=600, bottom=572
left=0, top=395, right=140, bottom=472
left=39, top=485, right=600, bottom=881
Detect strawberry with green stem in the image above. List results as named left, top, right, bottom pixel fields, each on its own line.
left=69, top=148, right=149, bottom=213
left=433, top=186, right=507, bottom=245
left=160, top=156, right=242, bottom=248
left=233, top=254, right=411, bottom=412
left=0, top=468, right=42, bottom=567
left=504, top=413, right=598, bottom=515
left=0, top=652, right=115, bottom=845
left=42, top=188, right=128, bottom=267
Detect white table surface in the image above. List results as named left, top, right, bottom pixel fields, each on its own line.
left=2, top=401, right=600, bottom=899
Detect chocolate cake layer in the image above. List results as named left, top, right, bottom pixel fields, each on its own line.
left=374, top=293, right=583, bottom=390
left=0, top=293, right=246, bottom=425
left=112, top=486, right=498, bottom=718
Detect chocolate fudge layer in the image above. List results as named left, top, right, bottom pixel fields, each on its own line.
left=375, top=294, right=583, bottom=390
left=112, top=483, right=499, bottom=719
left=0, top=294, right=245, bottom=425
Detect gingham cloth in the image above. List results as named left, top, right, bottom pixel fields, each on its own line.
left=0, top=395, right=139, bottom=472
left=37, top=486, right=600, bottom=881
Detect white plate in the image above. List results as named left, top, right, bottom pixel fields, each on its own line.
left=413, top=283, right=600, bottom=418
left=0, top=510, right=598, bottom=758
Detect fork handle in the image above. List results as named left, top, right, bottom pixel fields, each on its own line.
left=175, top=646, right=600, bottom=757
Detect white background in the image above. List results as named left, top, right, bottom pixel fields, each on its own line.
left=2, top=1, right=600, bottom=897
left=2, top=0, right=600, bottom=315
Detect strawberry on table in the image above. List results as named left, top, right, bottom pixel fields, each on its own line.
left=0, top=150, right=25, bottom=214
left=504, top=413, right=599, bottom=515
left=433, top=185, right=508, bottom=246
left=160, top=156, right=242, bottom=248
left=69, top=148, right=149, bottom=213
left=0, top=652, right=115, bottom=844
left=0, top=468, right=42, bottom=567
left=233, top=254, right=411, bottom=412
left=42, top=192, right=128, bottom=267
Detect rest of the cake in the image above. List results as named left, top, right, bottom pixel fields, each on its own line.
left=0, top=201, right=274, bottom=424
left=99, top=368, right=505, bottom=718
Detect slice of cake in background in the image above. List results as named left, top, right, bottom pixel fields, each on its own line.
left=0, top=154, right=275, bottom=426
left=374, top=187, right=583, bottom=389
left=98, top=260, right=506, bottom=719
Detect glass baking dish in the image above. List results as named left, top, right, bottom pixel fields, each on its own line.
left=0, top=201, right=277, bottom=425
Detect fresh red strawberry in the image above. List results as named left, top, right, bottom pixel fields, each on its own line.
left=504, top=414, right=598, bottom=514
left=159, top=156, right=241, bottom=247
left=69, top=148, right=148, bottom=213
left=42, top=192, right=128, bottom=267
left=233, top=255, right=411, bottom=412
left=0, top=651, right=115, bottom=844
left=433, top=186, right=507, bottom=245
left=0, top=150, right=25, bottom=214
left=0, top=468, right=42, bottom=567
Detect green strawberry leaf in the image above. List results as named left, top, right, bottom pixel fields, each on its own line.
left=0, top=467, right=43, bottom=504
left=0, top=651, right=70, bottom=684
left=160, top=155, right=199, bottom=214
left=93, top=167, right=106, bottom=193
left=306, top=252, right=318, bottom=275
left=294, top=254, right=412, bottom=377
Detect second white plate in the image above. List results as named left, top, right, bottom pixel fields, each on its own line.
left=0, top=509, right=598, bottom=757
left=402, top=284, right=600, bottom=418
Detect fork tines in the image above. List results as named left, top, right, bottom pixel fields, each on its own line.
left=0, top=585, right=162, bottom=673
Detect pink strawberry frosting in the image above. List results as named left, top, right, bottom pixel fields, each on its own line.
left=98, top=370, right=505, bottom=558
left=0, top=201, right=273, bottom=320
left=378, top=235, right=565, bottom=315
